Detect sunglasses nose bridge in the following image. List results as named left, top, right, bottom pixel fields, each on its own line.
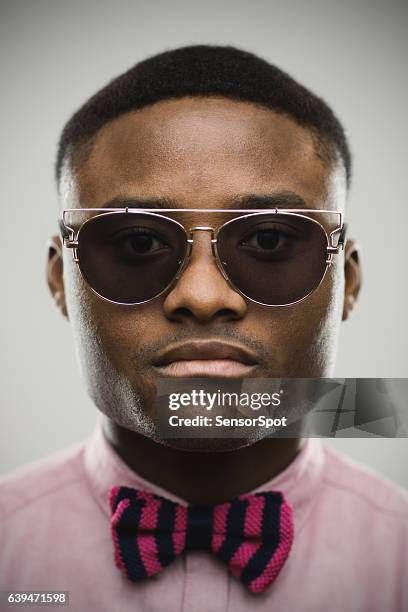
left=186, top=226, right=235, bottom=283
left=187, top=226, right=217, bottom=253
left=175, top=226, right=220, bottom=280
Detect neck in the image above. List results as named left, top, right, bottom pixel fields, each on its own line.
left=103, top=417, right=303, bottom=505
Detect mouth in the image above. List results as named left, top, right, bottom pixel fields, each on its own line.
left=152, top=340, right=259, bottom=378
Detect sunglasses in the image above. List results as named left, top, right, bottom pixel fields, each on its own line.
left=59, top=207, right=346, bottom=307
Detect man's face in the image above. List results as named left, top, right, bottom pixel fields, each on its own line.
left=52, top=97, right=354, bottom=447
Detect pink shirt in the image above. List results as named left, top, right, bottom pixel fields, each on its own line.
left=1, top=416, right=407, bottom=612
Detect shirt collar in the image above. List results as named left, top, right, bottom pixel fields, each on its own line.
left=83, top=413, right=325, bottom=527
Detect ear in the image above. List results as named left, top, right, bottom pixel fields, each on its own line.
left=342, top=239, right=362, bottom=321
left=46, top=235, right=69, bottom=320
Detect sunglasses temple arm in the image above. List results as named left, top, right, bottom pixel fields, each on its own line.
left=58, top=219, right=78, bottom=248
left=59, top=219, right=69, bottom=240
left=338, top=223, right=348, bottom=249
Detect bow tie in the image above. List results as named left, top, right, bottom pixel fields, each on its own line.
left=109, top=485, right=294, bottom=593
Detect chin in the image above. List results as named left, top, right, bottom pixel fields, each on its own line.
left=153, top=435, right=263, bottom=453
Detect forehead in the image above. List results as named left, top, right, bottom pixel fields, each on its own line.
left=65, top=97, right=346, bottom=210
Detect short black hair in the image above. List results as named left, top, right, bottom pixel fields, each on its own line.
left=56, top=44, right=351, bottom=188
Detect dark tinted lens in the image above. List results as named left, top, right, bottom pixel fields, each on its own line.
left=217, top=213, right=328, bottom=305
left=77, top=212, right=186, bottom=303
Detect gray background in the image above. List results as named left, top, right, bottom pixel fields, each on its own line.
left=1, top=0, right=407, bottom=486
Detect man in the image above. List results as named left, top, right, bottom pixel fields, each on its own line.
left=1, top=45, right=407, bottom=611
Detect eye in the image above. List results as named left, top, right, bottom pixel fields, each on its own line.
left=111, top=228, right=170, bottom=260
left=125, top=232, right=162, bottom=254
left=240, top=227, right=292, bottom=252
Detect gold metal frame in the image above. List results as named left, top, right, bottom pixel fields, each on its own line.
left=59, top=208, right=346, bottom=307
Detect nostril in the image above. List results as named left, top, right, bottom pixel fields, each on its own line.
left=171, top=304, right=243, bottom=323
left=173, top=307, right=195, bottom=319
left=217, top=308, right=242, bottom=321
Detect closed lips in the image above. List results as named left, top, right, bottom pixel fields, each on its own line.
left=152, top=341, right=258, bottom=377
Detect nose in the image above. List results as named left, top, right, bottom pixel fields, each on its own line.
left=162, top=231, right=247, bottom=324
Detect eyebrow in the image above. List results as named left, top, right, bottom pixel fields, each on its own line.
left=100, top=196, right=175, bottom=209
left=97, top=190, right=309, bottom=211
left=231, top=192, right=309, bottom=210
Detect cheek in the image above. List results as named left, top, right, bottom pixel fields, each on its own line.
left=249, top=261, right=344, bottom=376
left=292, top=261, right=345, bottom=375
left=63, top=261, right=106, bottom=379
left=63, top=259, right=124, bottom=381
left=63, top=257, right=156, bottom=379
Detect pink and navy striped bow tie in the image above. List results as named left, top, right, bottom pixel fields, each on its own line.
left=109, top=485, right=294, bottom=594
